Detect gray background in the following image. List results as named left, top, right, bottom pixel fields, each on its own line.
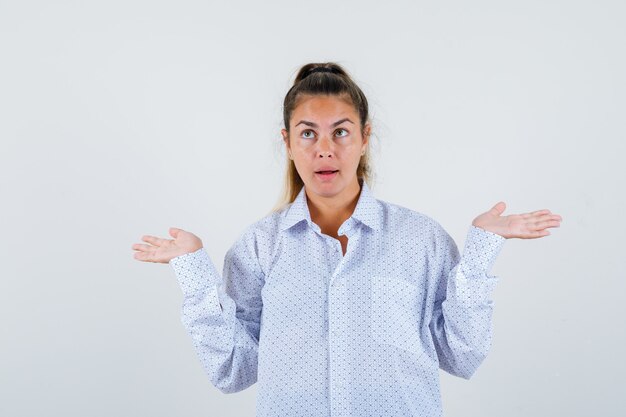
left=1, top=0, right=624, bottom=416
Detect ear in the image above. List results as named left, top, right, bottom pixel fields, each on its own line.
left=362, top=122, right=371, bottom=148
left=281, top=129, right=291, bottom=158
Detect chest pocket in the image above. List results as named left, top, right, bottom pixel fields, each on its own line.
left=370, top=275, right=424, bottom=355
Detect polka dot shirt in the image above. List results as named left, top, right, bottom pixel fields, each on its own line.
left=169, top=178, right=506, bottom=417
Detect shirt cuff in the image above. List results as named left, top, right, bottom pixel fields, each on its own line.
left=169, top=247, right=222, bottom=298
left=461, top=225, right=506, bottom=277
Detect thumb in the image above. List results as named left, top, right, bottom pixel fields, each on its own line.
left=490, top=201, right=506, bottom=216
left=169, top=227, right=182, bottom=238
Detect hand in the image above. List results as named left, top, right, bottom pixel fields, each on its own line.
left=131, top=227, right=203, bottom=263
left=472, top=202, right=562, bottom=239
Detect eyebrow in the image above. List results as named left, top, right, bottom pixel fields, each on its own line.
left=295, top=118, right=354, bottom=128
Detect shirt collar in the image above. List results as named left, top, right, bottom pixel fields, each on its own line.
left=279, top=178, right=383, bottom=233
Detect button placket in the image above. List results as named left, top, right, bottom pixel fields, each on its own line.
left=328, top=272, right=348, bottom=416
left=328, top=222, right=353, bottom=416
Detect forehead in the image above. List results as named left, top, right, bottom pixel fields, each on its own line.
left=291, top=94, right=357, bottom=123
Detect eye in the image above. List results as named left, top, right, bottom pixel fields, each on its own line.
left=335, top=128, right=348, bottom=137
left=301, top=130, right=314, bottom=139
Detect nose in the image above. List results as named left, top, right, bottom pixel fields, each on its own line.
left=316, top=135, right=334, bottom=158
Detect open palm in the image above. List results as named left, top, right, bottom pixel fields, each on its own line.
left=472, top=202, right=562, bottom=239
left=131, top=227, right=203, bottom=264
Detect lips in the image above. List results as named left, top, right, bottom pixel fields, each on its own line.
left=315, top=170, right=338, bottom=181
left=315, top=166, right=339, bottom=174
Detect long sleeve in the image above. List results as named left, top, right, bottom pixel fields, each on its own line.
left=428, top=224, right=506, bottom=379
left=169, top=231, right=265, bottom=394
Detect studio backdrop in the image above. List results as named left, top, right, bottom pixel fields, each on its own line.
left=1, top=1, right=624, bottom=416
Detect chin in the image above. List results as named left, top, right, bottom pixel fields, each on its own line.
left=310, top=182, right=344, bottom=197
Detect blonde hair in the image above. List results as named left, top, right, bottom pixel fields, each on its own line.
left=268, top=62, right=376, bottom=214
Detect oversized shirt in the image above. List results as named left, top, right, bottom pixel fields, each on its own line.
left=169, top=178, right=506, bottom=417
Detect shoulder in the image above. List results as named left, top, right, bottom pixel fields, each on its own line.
left=377, top=198, right=445, bottom=238
left=380, top=200, right=460, bottom=267
left=228, top=210, right=282, bottom=249
left=225, top=208, right=287, bottom=271
left=240, top=207, right=286, bottom=240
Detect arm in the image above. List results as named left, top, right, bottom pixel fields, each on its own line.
left=428, top=224, right=506, bottom=379
left=169, top=229, right=264, bottom=393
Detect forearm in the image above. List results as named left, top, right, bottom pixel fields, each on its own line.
left=171, top=248, right=260, bottom=393
left=430, top=225, right=506, bottom=379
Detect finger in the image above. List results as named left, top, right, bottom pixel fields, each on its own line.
left=490, top=201, right=506, bottom=215
left=539, top=219, right=561, bottom=229
left=132, top=243, right=154, bottom=252
left=526, top=218, right=561, bottom=231
left=141, top=235, right=168, bottom=247
left=523, top=229, right=551, bottom=239
left=536, top=229, right=551, bottom=237
left=532, top=214, right=563, bottom=224
left=522, top=209, right=551, bottom=219
left=133, top=250, right=155, bottom=262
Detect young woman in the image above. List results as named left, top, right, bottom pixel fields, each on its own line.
left=132, top=62, right=562, bottom=417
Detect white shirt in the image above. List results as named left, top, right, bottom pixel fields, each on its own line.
left=169, top=178, right=506, bottom=416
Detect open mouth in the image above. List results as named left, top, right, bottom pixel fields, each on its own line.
left=315, top=170, right=339, bottom=180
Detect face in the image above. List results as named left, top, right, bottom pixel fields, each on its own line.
left=281, top=94, right=370, bottom=200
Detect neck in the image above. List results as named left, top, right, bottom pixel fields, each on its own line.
left=306, top=178, right=362, bottom=237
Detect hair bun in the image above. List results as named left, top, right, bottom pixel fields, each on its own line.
left=293, top=62, right=349, bottom=84
left=307, top=67, right=336, bottom=76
